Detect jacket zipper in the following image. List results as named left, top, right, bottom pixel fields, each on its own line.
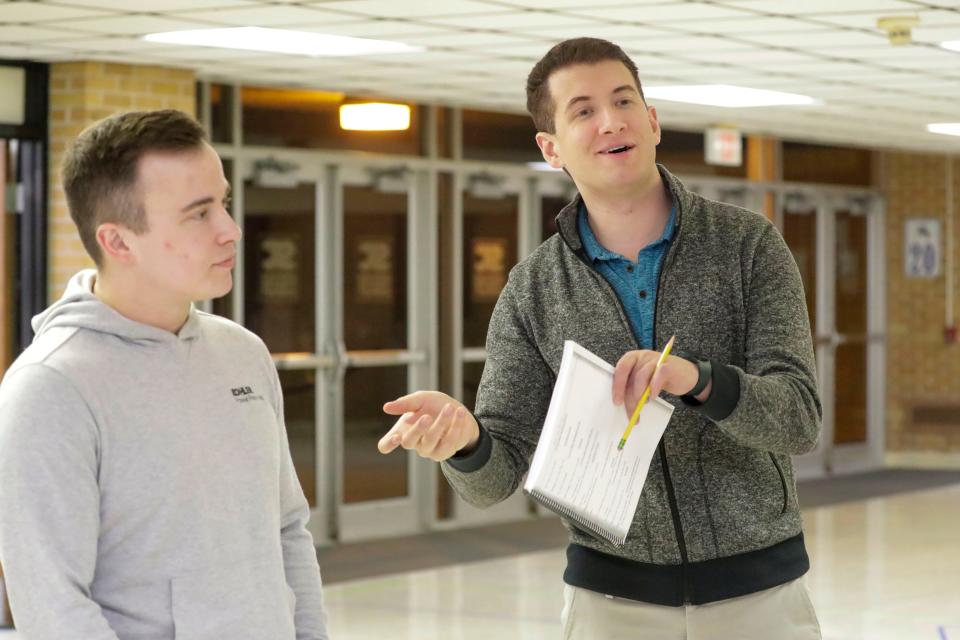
left=650, top=241, right=692, bottom=604
left=770, top=452, right=789, bottom=515
left=561, top=194, right=693, bottom=604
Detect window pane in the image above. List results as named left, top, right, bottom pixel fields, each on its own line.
left=462, top=192, right=518, bottom=347
left=343, top=185, right=407, bottom=350
left=782, top=209, right=817, bottom=336
left=834, top=342, right=867, bottom=444
left=243, top=181, right=316, bottom=353
left=210, top=83, right=234, bottom=144
left=835, top=211, right=867, bottom=335
left=343, top=366, right=408, bottom=503
left=280, top=369, right=316, bottom=506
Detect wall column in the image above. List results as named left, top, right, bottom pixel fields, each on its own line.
left=48, top=62, right=196, bottom=300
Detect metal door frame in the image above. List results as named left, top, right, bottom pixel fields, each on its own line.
left=772, top=187, right=886, bottom=479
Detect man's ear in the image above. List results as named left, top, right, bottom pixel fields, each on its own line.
left=647, top=105, right=662, bottom=146
left=535, top=132, right=565, bottom=170
left=95, top=222, right=135, bottom=265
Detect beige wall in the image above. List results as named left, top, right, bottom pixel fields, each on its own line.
left=48, top=61, right=195, bottom=301
left=880, top=152, right=960, bottom=458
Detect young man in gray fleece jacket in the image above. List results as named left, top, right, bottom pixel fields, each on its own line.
left=0, top=110, right=329, bottom=639
left=379, top=38, right=822, bottom=638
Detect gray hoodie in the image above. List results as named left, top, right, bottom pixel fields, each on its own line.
left=0, top=270, right=329, bottom=639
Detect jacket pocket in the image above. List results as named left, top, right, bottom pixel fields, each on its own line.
left=171, top=556, right=296, bottom=640
left=769, top=452, right=789, bottom=515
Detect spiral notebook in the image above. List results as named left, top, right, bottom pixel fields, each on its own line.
left=524, top=340, right=674, bottom=546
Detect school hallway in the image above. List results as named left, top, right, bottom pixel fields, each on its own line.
left=4, top=470, right=955, bottom=640
left=323, top=471, right=960, bottom=640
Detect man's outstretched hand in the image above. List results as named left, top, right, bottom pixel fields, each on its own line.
left=378, top=391, right=481, bottom=462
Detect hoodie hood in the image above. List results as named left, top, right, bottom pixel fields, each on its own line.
left=31, top=270, right=201, bottom=344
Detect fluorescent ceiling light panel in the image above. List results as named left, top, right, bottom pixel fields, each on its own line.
left=941, top=40, right=960, bottom=52
left=340, top=103, right=411, bottom=131
left=644, top=85, right=820, bottom=108
left=144, top=27, right=422, bottom=57
left=927, top=123, right=960, bottom=137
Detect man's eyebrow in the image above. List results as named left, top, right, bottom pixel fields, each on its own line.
left=565, top=85, right=638, bottom=113
left=180, top=196, right=214, bottom=213
left=565, top=95, right=591, bottom=112
left=180, top=185, right=231, bottom=213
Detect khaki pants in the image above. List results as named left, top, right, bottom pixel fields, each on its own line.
left=560, top=578, right=821, bottom=640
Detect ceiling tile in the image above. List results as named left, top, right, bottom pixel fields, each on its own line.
left=675, top=15, right=818, bottom=35
left=0, top=1, right=113, bottom=22
left=678, top=48, right=820, bottom=65
left=486, top=0, right=694, bottom=7
left=169, top=6, right=359, bottom=27
left=0, top=24, right=93, bottom=41
left=299, top=21, right=452, bottom=38
left=47, top=0, right=260, bottom=10
left=565, top=3, right=754, bottom=23
left=622, top=34, right=757, bottom=53
left=425, top=11, right=599, bottom=30
left=739, top=29, right=886, bottom=47
left=397, top=31, right=539, bottom=47
left=307, top=0, right=499, bottom=19
left=42, top=15, right=218, bottom=35
left=0, top=43, right=68, bottom=59
left=808, top=9, right=960, bottom=30
left=0, top=0, right=955, bottom=153
left=715, top=0, right=919, bottom=13
left=35, top=36, right=175, bottom=52
left=516, top=22, right=672, bottom=41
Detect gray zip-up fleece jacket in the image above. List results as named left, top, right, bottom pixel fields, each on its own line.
left=0, top=270, right=329, bottom=639
left=443, top=165, right=821, bottom=606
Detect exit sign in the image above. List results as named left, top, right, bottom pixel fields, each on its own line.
left=705, top=127, right=742, bottom=167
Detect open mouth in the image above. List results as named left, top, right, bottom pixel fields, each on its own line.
left=601, top=145, right=634, bottom=155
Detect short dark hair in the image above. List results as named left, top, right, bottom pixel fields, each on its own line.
left=526, top=37, right=645, bottom=134
left=62, top=109, right=207, bottom=266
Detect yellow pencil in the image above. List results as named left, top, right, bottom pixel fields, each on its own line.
left=617, top=336, right=675, bottom=451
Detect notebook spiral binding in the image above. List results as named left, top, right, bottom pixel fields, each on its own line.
left=528, top=489, right=627, bottom=546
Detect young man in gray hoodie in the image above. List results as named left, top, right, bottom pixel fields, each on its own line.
left=0, top=110, right=329, bottom=639
left=379, top=38, right=822, bottom=638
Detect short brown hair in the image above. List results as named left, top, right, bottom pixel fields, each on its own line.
left=526, top=37, right=644, bottom=134
left=62, top=109, right=207, bottom=265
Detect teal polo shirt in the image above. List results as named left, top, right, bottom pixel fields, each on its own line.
left=577, top=201, right=677, bottom=350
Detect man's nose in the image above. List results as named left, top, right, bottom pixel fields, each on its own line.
left=599, top=109, right=627, bottom=134
left=218, top=208, right=242, bottom=243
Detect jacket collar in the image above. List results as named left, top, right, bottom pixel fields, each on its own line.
left=556, top=163, right=691, bottom=256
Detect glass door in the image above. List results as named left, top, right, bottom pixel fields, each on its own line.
left=239, top=163, right=334, bottom=545
left=778, top=190, right=884, bottom=477
left=237, top=157, right=435, bottom=543
left=439, top=170, right=532, bottom=526
left=826, top=197, right=886, bottom=473
left=335, top=165, right=435, bottom=541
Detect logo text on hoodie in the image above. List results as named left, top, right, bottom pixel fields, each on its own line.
left=231, top=386, right=264, bottom=403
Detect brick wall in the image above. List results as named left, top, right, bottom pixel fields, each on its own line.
left=880, top=151, right=960, bottom=456
left=48, top=61, right=195, bottom=301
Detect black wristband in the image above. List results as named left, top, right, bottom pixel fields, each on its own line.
left=675, top=351, right=711, bottom=398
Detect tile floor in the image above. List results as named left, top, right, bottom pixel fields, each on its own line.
left=2, top=483, right=958, bottom=639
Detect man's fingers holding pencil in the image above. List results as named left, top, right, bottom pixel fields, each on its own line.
left=613, top=350, right=658, bottom=406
